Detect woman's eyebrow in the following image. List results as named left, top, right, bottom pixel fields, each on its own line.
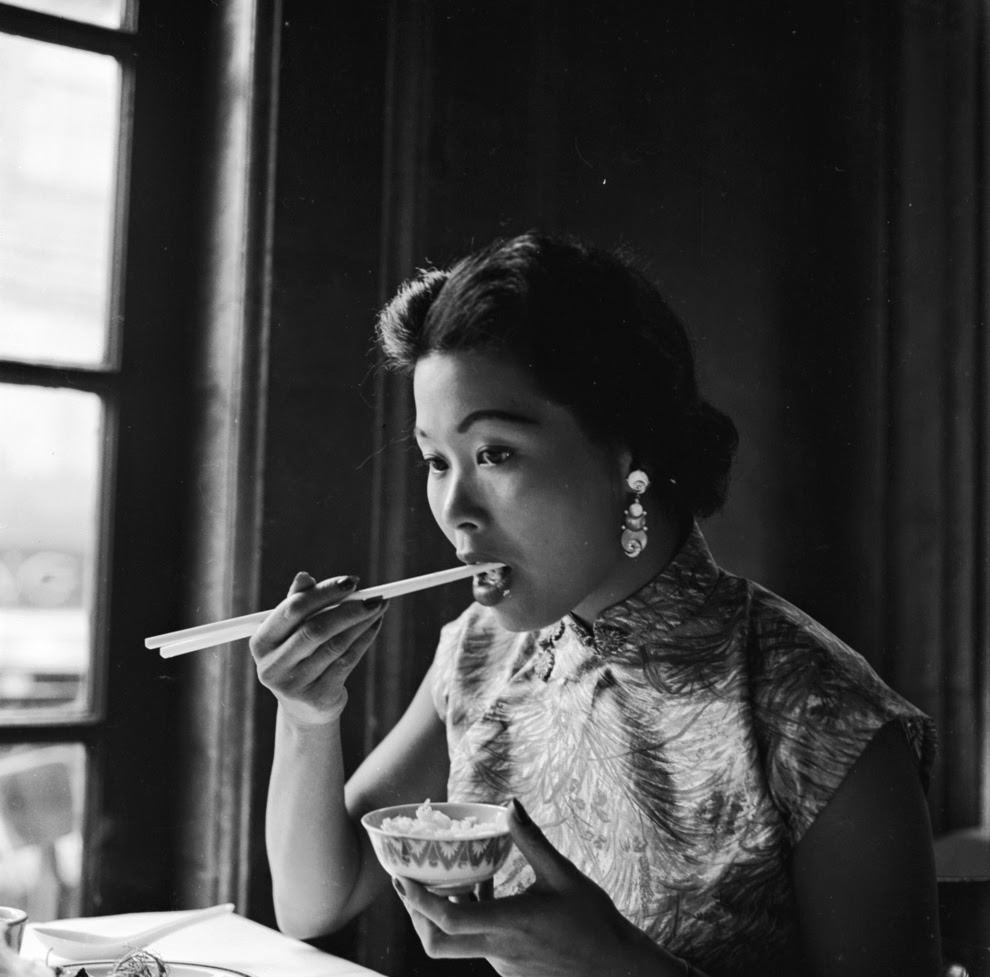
left=414, top=409, right=539, bottom=441
left=455, top=408, right=539, bottom=433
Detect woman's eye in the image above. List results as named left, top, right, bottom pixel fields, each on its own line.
left=419, top=455, right=448, bottom=474
left=477, top=446, right=513, bottom=466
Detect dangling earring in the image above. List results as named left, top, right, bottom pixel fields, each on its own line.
left=621, top=470, right=650, bottom=558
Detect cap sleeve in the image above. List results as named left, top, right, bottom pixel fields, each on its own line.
left=752, top=601, right=937, bottom=845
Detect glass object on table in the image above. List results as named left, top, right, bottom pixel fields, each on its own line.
left=0, top=905, right=28, bottom=952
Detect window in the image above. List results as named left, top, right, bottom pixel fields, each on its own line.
left=0, top=1, right=133, bottom=921
left=0, top=0, right=281, bottom=919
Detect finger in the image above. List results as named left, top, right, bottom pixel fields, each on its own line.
left=401, top=909, right=489, bottom=960
left=302, top=598, right=387, bottom=661
left=417, top=927, right=489, bottom=961
left=269, top=596, right=385, bottom=671
left=306, top=609, right=385, bottom=683
left=395, top=877, right=520, bottom=937
left=507, top=798, right=577, bottom=891
left=272, top=604, right=386, bottom=691
left=252, top=573, right=360, bottom=651
left=321, top=599, right=386, bottom=656
left=392, top=878, right=494, bottom=959
left=287, top=570, right=316, bottom=595
left=336, top=609, right=386, bottom=666
left=250, top=571, right=318, bottom=661
left=394, top=878, right=481, bottom=935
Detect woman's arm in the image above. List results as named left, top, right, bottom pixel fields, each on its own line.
left=253, top=570, right=450, bottom=939
left=391, top=718, right=941, bottom=977
left=792, top=719, right=942, bottom=976
left=267, top=665, right=449, bottom=938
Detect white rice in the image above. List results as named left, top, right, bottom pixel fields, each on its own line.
left=379, top=800, right=506, bottom=839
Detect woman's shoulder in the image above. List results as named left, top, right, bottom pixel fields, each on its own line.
left=742, top=579, right=919, bottom=719
left=737, top=579, right=936, bottom=841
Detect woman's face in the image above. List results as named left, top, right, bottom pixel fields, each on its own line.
left=413, top=349, right=637, bottom=632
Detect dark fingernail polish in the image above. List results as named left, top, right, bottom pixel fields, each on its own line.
left=512, top=798, right=531, bottom=825
left=338, top=576, right=359, bottom=592
left=393, top=877, right=405, bottom=896
left=363, top=596, right=385, bottom=609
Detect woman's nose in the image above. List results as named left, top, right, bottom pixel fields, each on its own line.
left=439, top=470, right=484, bottom=531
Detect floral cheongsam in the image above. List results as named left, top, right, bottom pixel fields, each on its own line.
left=429, top=525, right=936, bottom=977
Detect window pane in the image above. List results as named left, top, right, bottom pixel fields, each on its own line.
left=0, top=0, right=125, bottom=30
left=0, top=386, right=101, bottom=718
left=0, top=34, right=120, bottom=366
left=0, top=743, right=85, bottom=921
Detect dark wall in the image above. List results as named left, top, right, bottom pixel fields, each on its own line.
left=416, top=1, right=888, bottom=654
left=263, top=0, right=889, bottom=661
left=263, top=4, right=388, bottom=583
left=245, top=0, right=389, bottom=930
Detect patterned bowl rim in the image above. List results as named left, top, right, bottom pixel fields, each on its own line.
left=361, top=801, right=511, bottom=840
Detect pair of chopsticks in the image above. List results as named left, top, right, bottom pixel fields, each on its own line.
left=145, top=562, right=504, bottom=658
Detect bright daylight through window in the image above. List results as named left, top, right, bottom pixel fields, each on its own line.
left=0, top=6, right=125, bottom=922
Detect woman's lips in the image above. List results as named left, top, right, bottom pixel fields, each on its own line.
left=472, top=564, right=512, bottom=607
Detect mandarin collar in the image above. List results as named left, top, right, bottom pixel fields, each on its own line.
left=537, top=523, right=720, bottom=656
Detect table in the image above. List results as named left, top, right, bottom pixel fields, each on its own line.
left=20, top=910, right=386, bottom=977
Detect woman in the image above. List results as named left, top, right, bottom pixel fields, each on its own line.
left=251, top=233, right=940, bottom=977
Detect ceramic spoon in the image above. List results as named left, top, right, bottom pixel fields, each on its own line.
left=32, top=903, right=235, bottom=961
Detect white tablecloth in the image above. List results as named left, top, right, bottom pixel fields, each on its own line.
left=21, top=911, right=385, bottom=977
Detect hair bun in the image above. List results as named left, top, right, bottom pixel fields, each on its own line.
left=672, top=401, right=739, bottom=518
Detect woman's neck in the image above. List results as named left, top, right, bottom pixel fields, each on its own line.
left=570, top=508, right=687, bottom=626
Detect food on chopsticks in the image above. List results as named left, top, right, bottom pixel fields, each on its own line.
left=472, top=564, right=511, bottom=607
left=379, top=799, right=508, bottom=839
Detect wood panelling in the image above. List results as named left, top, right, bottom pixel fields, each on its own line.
left=883, top=0, right=985, bottom=832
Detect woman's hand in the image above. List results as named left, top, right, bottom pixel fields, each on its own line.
left=250, top=572, right=388, bottom=727
left=393, top=800, right=681, bottom=977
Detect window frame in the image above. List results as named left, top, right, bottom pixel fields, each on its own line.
left=0, top=1, right=137, bottom=727
left=0, top=2, right=135, bottom=920
left=0, top=0, right=254, bottom=915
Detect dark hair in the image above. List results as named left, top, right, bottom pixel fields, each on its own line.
left=376, top=233, right=738, bottom=518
